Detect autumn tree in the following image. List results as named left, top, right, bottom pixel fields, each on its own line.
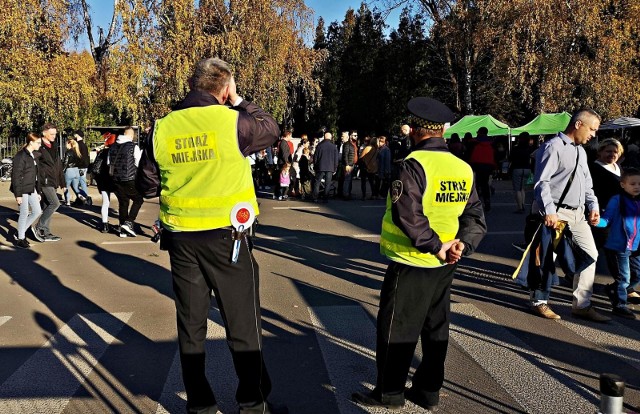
left=493, top=0, right=640, bottom=119
left=152, top=0, right=323, bottom=126
left=0, top=0, right=98, bottom=143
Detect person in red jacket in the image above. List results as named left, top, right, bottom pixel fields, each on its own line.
left=468, top=127, right=497, bottom=211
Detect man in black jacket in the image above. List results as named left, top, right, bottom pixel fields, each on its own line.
left=32, top=123, right=63, bottom=242
left=312, top=132, right=340, bottom=203
left=340, top=131, right=357, bottom=199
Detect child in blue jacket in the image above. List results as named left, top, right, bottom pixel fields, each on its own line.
left=596, top=168, right=640, bottom=319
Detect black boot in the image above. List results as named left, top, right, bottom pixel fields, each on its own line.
left=351, top=389, right=404, bottom=409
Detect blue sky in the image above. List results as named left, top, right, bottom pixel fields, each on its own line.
left=79, top=1, right=402, bottom=49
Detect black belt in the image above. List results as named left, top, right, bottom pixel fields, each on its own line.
left=556, top=203, right=578, bottom=211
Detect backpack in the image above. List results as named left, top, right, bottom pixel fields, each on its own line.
left=91, top=150, right=107, bottom=175
left=91, top=156, right=103, bottom=176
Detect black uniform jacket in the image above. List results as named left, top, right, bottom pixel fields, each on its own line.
left=136, top=90, right=280, bottom=198
left=392, top=137, right=487, bottom=256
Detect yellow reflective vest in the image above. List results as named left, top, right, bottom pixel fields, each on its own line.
left=153, top=105, right=259, bottom=231
left=380, top=150, right=473, bottom=268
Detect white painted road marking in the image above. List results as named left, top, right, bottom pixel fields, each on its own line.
left=0, top=312, right=132, bottom=413
left=156, top=308, right=235, bottom=414
left=450, top=303, right=595, bottom=413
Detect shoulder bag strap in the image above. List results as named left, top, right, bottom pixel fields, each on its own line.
left=557, top=146, right=580, bottom=207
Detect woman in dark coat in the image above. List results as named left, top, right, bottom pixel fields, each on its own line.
left=10, top=133, right=43, bottom=248
left=589, top=138, right=623, bottom=249
left=94, top=133, right=117, bottom=233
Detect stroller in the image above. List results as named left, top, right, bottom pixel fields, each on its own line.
left=0, top=158, right=12, bottom=181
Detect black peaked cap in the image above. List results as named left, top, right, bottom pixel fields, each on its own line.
left=407, top=97, right=455, bottom=123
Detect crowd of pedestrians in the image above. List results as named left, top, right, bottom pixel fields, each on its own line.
left=251, top=127, right=399, bottom=204
left=8, top=123, right=146, bottom=246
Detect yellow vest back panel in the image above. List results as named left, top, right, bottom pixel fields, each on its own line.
left=153, top=105, right=259, bottom=231
left=380, top=150, right=473, bottom=267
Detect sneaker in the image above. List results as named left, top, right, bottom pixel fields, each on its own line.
left=119, top=228, right=128, bottom=238
left=277, top=196, right=283, bottom=201
left=43, top=234, right=61, bottom=242
left=571, top=305, right=611, bottom=322
left=121, top=221, right=136, bottom=237
left=85, top=196, right=93, bottom=206
left=30, top=225, right=45, bottom=243
left=15, top=238, right=30, bottom=249
left=101, top=223, right=110, bottom=234
left=628, top=290, right=640, bottom=304
left=612, top=306, right=636, bottom=320
left=530, top=303, right=561, bottom=319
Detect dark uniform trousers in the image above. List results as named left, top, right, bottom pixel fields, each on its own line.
left=163, top=228, right=272, bottom=409
left=376, top=261, right=455, bottom=405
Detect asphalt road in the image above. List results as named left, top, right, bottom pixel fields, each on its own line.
left=0, top=178, right=638, bottom=414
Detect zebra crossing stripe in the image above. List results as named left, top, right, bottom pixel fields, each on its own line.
left=450, top=303, right=595, bottom=414
left=155, top=308, right=233, bottom=414
left=0, top=316, right=11, bottom=327
left=308, top=305, right=380, bottom=414
left=0, top=312, right=132, bottom=413
left=559, top=318, right=640, bottom=371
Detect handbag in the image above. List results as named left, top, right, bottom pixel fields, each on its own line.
left=525, top=172, right=534, bottom=186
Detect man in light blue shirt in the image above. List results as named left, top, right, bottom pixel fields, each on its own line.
left=530, top=108, right=610, bottom=322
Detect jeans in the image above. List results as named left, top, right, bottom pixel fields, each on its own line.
left=473, top=164, right=493, bottom=210
left=78, top=168, right=89, bottom=194
left=604, top=249, right=640, bottom=307
left=17, top=192, right=42, bottom=239
left=64, top=167, right=88, bottom=203
left=37, top=186, right=60, bottom=235
left=342, top=166, right=353, bottom=197
left=313, top=171, right=334, bottom=200
left=531, top=206, right=598, bottom=309
left=101, top=191, right=112, bottom=223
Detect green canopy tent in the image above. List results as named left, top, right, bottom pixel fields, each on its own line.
left=511, top=112, right=571, bottom=136
left=443, top=115, right=510, bottom=138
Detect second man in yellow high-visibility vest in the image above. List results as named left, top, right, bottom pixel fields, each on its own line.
left=353, top=97, right=487, bottom=411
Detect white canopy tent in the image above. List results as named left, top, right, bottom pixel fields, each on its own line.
left=599, top=117, right=640, bottom=131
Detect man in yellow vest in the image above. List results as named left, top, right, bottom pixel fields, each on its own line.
left=137, top=58, right=283, bottom=414
left=352, top=97, right=486, bottom=411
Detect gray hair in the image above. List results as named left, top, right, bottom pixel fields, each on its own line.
left=191, top=58, right=232, bottom=94
left=570, top=108, right=601, bottom=126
